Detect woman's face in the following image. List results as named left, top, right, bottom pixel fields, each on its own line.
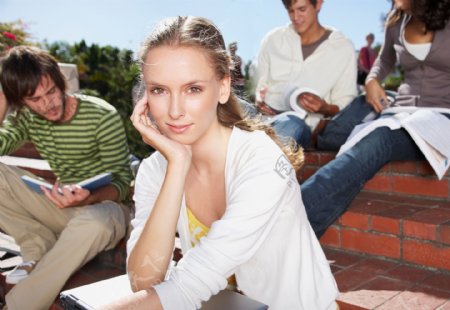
left=393, top=0, right=411, bottom=11
left=142, top=46, right=230, bottom=146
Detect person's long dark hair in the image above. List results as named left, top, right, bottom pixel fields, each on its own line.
left=387, top=0, right=450, bottom=31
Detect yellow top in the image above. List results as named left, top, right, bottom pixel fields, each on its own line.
left=186, top=207, right=237, bottom=288
left=187, top=207, right=209, bottom=246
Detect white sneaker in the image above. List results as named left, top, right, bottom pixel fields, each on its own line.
left=5, top=260, right=37, bottom=284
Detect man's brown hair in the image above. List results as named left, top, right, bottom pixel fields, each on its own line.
left=281, top=0, right=318, bottom=10
left=0, top=46, right=66, bottom=111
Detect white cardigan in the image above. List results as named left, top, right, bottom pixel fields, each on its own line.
left=255, top=23, right=358, bottom=130
left=128, top=127, right=338, bottom=310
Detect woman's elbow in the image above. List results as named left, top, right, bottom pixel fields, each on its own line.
left=128, top=270, right=165, bottom=292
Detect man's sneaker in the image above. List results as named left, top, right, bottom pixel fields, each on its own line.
left=5, top=260, right=37, bottom=284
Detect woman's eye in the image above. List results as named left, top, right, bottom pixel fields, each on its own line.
left=150, top=88, right=165, bottom=95
left=187, top=86, right=201, bottom=94
left=48, top=87, right=56, bottom=94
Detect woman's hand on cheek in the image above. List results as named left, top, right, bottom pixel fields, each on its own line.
left=131, top=98, right=192, bottom=171
left=131, top=92, right=161, bottom=147
left=131, top=91, right=149, bottom=120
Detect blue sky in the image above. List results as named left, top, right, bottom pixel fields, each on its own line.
left=1, top=0, right=391, bottom=63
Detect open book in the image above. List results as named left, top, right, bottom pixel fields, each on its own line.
left=264, top=86, right=320, bottom=125
left=338, top=108, right=450, bottom=179
left=21, top=172, right=112, bottom=194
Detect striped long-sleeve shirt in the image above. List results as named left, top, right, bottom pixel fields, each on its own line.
left=0, top=94, right=132, bottom=201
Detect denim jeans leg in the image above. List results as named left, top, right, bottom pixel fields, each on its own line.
left=317, top=95, right=375, bottom=150
left=272, top=115, right=312, bottom=147
left=301, top=127, right=424, bottom=238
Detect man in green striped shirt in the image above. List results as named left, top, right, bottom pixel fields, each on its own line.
left=0, top=46, right=132, bottom=310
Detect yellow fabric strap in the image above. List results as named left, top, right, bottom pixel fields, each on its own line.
left=186, top=207, right=210, bottom=245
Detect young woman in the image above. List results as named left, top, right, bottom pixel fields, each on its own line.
left=366, top=0, right=450, bottom=111
left=105, top=16, right=338, bottom=310
left=302, top=0, right=450, bottom=237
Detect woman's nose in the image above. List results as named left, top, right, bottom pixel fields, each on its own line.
left=168, top=95, right=185, bottom=119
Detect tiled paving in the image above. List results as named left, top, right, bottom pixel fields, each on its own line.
left=326, top=247, right=450, bottom=310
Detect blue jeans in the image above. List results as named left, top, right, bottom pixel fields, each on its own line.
left=301, top=126, right=424, bottom=238
left=317, top=95, right=374, bottom=150
left=272, top=115, right=312, bottom=147
left=239, top=100, right=312, bottom=147
left=317, top=93, right=397, bottom=151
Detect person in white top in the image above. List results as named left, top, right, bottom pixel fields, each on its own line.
left=254, top=0, right=357, bottom=147
left=102, top=16, right=338, bottom=310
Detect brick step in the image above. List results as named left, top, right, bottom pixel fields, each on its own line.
left=320, top=191, right=450, bottom=272
left=299, top=151, right=450, bottom=201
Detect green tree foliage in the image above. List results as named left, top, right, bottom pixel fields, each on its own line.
left=44, top=40, right=153, bottom=159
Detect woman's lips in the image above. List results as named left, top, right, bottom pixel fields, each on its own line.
left=167, top=123, right=192, bottom=134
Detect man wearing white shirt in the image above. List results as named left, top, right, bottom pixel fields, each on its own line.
left=255, top=0, right=357, bottom=146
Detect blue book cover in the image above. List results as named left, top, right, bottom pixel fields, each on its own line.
left=21, top=172, right=112, bottom=194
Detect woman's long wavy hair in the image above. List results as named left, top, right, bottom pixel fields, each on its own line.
left=138, top=16, right=303, bottom=172
left=387, top=0, right=450, bottom=31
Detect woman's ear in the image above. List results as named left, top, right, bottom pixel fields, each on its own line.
left=218, top=76, right=231, bottom=104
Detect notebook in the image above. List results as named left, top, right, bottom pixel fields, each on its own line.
left=60, top=274, right=268, bottom=310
